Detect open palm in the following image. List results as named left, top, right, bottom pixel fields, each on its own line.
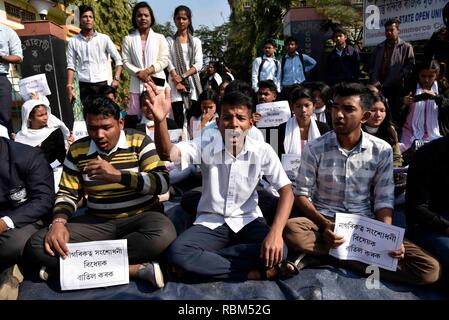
left=143, top=82, right=172, bottom=122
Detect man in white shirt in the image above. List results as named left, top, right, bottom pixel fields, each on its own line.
left=252, top=39, right=281, bottom=93
left=145, top=82, right=294, bottom=282
left=66, top=5, right=123, bottom=105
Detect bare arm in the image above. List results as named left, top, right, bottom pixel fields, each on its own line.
left=0, top=55, right=22, bottom=64
left=144, top=82, right=181, bottom=161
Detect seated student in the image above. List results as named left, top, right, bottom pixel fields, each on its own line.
left=98, top=84, right=117, bottom=102
left=283, top=83, right=440, bottom=285
left=311, top=82, right=333, bottom=127
left=15, top=95, right=71, bottom=165
left=278, top=87, right=330, bottom=161
left=363, top=93, right=403, bottom=167
left=189, top=89, right=219, bottom=139
left=400, top=60, right=449, bottom=154
left=0, top=137, right=54, bottom=300
left=25, top=96, right=176, bottom=289
left=145, top=82, right=294, bottom=282
left=405, top=135, right=449, bottom=283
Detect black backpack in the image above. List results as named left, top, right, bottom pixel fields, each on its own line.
left=257, top=55, right=280, bottom=82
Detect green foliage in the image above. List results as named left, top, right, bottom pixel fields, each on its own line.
left=195, top=23, right=230, bottom=64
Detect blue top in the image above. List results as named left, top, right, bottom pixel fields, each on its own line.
left=0, top=24, right=23, bottom=74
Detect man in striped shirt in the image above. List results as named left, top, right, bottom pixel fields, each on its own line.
left=26, top=96, right=176, bottom=289
left=283, top=83, right=440, bottom=285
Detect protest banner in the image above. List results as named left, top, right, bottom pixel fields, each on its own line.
left=256, top=101, right=291, bottom=128
left=18, top=74, right=51, bottom=100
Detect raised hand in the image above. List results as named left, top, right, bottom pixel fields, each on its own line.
left=143, top=82, right=172, bottom=123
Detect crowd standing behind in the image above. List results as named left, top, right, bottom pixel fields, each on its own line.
left=1, top=1, right=449, bottom=299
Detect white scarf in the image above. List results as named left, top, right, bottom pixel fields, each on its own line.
left=364, top=125, right=379, bottom=134
left=312, top=106, right=328, bottom=125
left=15, top=96, right=70, bottom=147
left=411, top=82, right=441, bottom=143
left=283, top=116, right=321, bottom=156
left=0, top=124, right=8, bottom=139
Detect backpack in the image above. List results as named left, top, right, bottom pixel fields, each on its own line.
left=281, top=51, right=306, bottom=82
left=257, top=55, right=280, bottom=82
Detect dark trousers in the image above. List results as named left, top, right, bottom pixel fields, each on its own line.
left=0, top=75, right=13, bottom=134
left=381, top=86, right=403, bottom=126
left=0, top=220, right=44, bottom=272
left=79, top=81, right=108, bottom=106
left=25, top=212, right=176, bottom=275
left=166, top=218, right=288, bottom=282
left=172, top=100, right=199, bottom=129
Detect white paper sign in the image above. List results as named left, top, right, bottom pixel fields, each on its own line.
left=72, top=120, right=88, bottom=141
left=147, top=128, right=183, bottom=144
left=60, top=239, right=129, bottom=290
left=256, top=101, right=291, bottom=128
left=329, top=213, right=405, bottom=271
left=281, top=153, right=301, bottom=182
left=18, top=74, right=51, bottom=100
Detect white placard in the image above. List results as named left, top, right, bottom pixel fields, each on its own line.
left=329, top=213, right=405, bottom=271
left=363, top=0, right=447, bottom=47
left=256, top=101, right=291, bottom=128
left=18, top=74, right=51, bottom=101
left=281, top=153, right=301, bottom=182
left=72, top=120, right=88, bottom=141
left=147, top=128, right=183, bottom=144
left=60, top=239, right=129, bottom=291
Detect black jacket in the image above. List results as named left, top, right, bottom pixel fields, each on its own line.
left=405, top=135, right=449, bottom=234
left=0, top=138, right=54, bottom=228
left=326, top=45, right=361, bottom=86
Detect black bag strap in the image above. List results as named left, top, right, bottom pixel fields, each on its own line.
left=258, top=55, right=279, bottom=82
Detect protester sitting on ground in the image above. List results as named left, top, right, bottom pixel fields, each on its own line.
left=0, top=137, right=54, bottom=300
left=405, top=135, right=449, bottom=284
left=310, top=82, right=333, bottom=127
left=202, top=61, right=222, bottom=94
left=278, top=87, right=330, bottom=160
left=25, top=96, right=176, bottom=289
left=252, top=80, right=280, bottom=128
left=363, top=93, right=403, bottom=167
left=98, top=84, right=117, bottom=102
left=15, top=94, right=71, bottom=166
left=145, top=82, right=294, bottom=282
left=189, top=89, right=219, bottom=139
left=400, top=60, right=449, bottom=154
left=282, top=83, right=441, bottom=285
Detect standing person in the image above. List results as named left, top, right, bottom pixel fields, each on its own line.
left=167, top=5, right=203, bottom=130
left=423, top=2, right=449, bottom=83
left=369, top=18, right=415, bottom=124
left=280, top=36, right=316, bottom=101
left=282, top=83, right=440, bottom=285
left=252, top=39, right=281, bottom=93
left=0, top=24, right=23, bottom=136
left=66, top=5, right=123, bottom=105
left=122, top=1, right=169, bottom=124
left=0, top=137, right=54, bottom=300
left=326, top=26, right=360, bottom=86
left=145, top=83, right=294, bottom=282
left=26, top=96, right=176, bottom=289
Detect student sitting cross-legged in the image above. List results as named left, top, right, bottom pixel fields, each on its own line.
left=144, top=82, right=294, bottom=282
left=283, top=83, right=441, bottom=285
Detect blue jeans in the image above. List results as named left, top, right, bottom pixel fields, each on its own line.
left=166, top=218, right=288, bottom=282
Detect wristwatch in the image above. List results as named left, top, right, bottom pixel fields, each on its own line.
left=113, top=75, right=120, bottom=81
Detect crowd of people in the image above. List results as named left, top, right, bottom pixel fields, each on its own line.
left=1, top=2, right=449, bottom=300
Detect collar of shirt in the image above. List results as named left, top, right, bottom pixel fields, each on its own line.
left=330, top=130, right=369, bottom=155
left=78, top=30, right=98, bottom=41
left=285, top=52, right=300, bottom=59
left=87, top=130, right=128, bottom=156
left=335, top=45, right=346, bottom=56
left=210, top=131, right=258, bottom=158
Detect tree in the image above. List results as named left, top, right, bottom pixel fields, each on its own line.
left=195, top=23, right=230, bottom=64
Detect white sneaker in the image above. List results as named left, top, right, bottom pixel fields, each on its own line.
left=138, top=262, right=165, bottom=289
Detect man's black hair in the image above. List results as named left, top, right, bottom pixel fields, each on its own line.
left=333, top=82, right=374, bottom=112
left=257, top=80, right=278, bottom=94
left=284, top=36, right=298, bottom=45
left=332, top=25, right=347, bottom=37
left=79, top=5, right=94, bottom=20
left=83, top=96, right=121, bottom=121
left=264, top=38, right=277, bottom=48
left=98, top=85, right=116, bottom=98
left=220, top=91, right=253, bottom=116
left=385, top=18, right=400, bottom=29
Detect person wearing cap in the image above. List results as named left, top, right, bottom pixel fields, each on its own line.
left=15, top=95, right=71, bottom=165
left=0, top=24, right=23, bottom=137
left=0, top=136, right=54, bottom=300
